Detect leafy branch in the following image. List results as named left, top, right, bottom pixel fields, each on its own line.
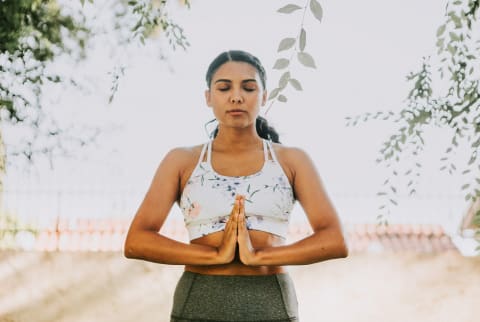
left=346, top=0, right=480, bottom=246
left=265, top=0, right=323, bottom=115
left=0, top=0, right=93, bottom=167
left=0, top=0, right=191, bottom=169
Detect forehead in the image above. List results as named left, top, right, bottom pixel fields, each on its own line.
left=211, top=61, right=259, bottom=81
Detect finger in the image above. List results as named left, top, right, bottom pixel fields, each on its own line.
left=226, top=212, right=238, bottom=231
left=239, top=199, right=245, bottom=220
left=228, top=199, right=239, bottom=221
left=231, top=198, right=238, bottom=214
left=239, top=197, right=245, bottom=214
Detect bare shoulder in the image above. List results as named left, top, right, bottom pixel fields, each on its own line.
left=164, top=144, right=204, bottom=162
left=161, top=143, right=205, bottom=172
left=269, top=142, right=314, bottom=183
left=270, top=142, right=312, bottom=167
left=159, top=143, right=208, bottom=191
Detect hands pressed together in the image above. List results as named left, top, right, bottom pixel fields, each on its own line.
left=216, top=195, right=259, bottom=266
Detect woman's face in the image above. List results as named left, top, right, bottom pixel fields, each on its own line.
left=205, top=61, right=267, bottom=131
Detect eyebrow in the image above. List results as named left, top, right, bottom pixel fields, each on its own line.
left=214, top=79, right=257, bottom=84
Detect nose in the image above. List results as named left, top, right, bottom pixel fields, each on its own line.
left=230, top=89, right=243, bottom=104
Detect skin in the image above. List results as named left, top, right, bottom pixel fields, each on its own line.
left=124, top=61, right=348, bottom=275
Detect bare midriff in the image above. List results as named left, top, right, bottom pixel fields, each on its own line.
left=184, top=230, right=285, bottom=275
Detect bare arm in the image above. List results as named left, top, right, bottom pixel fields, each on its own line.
left=238, top=147, right=348, bottom=266
left=123, top=148, right=237, bottom=265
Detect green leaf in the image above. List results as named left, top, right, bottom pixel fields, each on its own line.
left=277, top=4, right=302, bottom=13
left=449, top=31, right=460, bottom=41
left=472, top=138, right=480, bottom=148
left=277, top=38, right=296, bottom=52
left=279, top=71, right=291, bottom=89
left=273, top=58, right=290, bottom=69
left=473, top=211, right=480, bottom=225
left=80, top=0, right=85, bottom=6
left=299, top=28, right=306, bottom=51
left=447, top=44, right=457, bottom=55
left=297, top=52, right=316, bottom=68
left=309, top=0, right=323, bottom=22
left=468, top=155, right=476, bottom=165
left=436, top=24, right=446, bottom=37
left=450, top=14, right=462, bottom=29
left=289, top=78, right=303, bottom=90
left=436, top=37, right=444, bottom=48
left=268, top=88, right=281, bottom=100
left=461, top=183, right=471, bottom=190
left=278, top=95, right=287, bottom=103
left=452, top=136, right=459, bottom=146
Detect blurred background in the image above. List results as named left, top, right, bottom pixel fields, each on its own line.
left=1, top=1, right=479, bottom=322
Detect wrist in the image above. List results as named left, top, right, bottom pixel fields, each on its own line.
left=250, top=249, right=262, bottom=266
left=241, top=248, right=262, bottom=266
left=214, top=247, right=234, bottom=265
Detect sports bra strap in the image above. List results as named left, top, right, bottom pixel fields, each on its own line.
left=265, top=140, right=279, bottom=164
left=262, top=139, right=268, bottom=161
left=198, top=141, right=209, bottom=163
left=206, top=139, right=212, bottom=164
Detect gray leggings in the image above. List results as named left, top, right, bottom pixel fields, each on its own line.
left=170, top=271, right=299, bottom=322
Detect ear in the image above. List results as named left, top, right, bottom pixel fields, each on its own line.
left=205, top=89, right=212, bottom=107
left=261, top=90, right=267, bottom=106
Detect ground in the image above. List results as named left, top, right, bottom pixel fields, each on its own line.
left=0, top=251, right=479, bottom=322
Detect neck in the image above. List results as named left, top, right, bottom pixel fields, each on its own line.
left=213, top=125, right=262, bottom=150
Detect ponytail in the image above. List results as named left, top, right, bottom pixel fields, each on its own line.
left=255, top=116, right=280, bottom=143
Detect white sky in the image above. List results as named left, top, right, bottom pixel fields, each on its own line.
left=2, top=0, right=471, bottom=231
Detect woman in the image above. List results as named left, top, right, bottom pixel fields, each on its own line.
left=124, top=50, right=348, bottom=322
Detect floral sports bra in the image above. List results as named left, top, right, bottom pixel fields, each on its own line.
left=179, top=139, right=296, bottom=241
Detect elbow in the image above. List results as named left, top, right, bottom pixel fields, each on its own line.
left=314, top=226, right=349, bottom=260
left=334, top=231, right=349, bottom=259
left=338, top=239, right=349, bottom=258
left=325, top=230, right=349, bottom=260
left=333, top=226, right=349, bottom=259
left=325, top=240, right=348, bottom=261
left=123, top=243, right=134, bottom=259
left=123, top=234, right=139, bottom=259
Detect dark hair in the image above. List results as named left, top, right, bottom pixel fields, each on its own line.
left=205, top=50, right=280, bottom=143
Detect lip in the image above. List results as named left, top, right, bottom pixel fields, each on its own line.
left=227, top=109, right=247, bottom=114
